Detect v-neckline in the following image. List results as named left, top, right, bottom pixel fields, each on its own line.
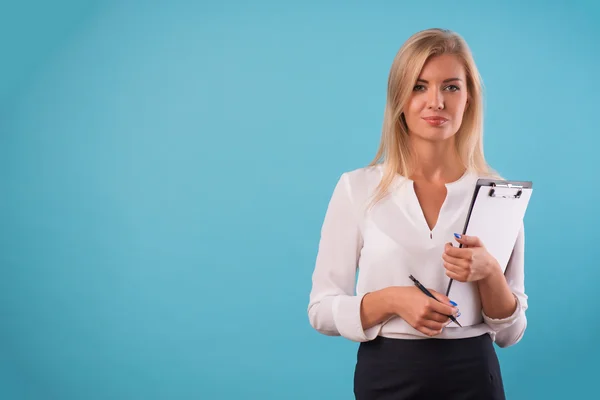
left=410, top=181, right=448, bottom=234
left=402, top=170, right=472, bottom=239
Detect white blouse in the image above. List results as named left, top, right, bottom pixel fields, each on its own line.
left=307, top=165, right=528, bottom=347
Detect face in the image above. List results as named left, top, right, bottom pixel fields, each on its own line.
left=403, top=54, right=469, bottom=142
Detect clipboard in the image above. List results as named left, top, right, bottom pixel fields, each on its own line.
left=444, top=178, right=533, bottom=327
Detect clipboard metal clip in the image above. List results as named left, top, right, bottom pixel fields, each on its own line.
left=489, top=182, right=523, bottom=199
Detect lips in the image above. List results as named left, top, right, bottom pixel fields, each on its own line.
left=422, top=117, right=448, bottom=122
left=422, top=116, right=448, bottom=126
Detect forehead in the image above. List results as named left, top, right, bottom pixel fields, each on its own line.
left=419, top=54, right=466, bottom=80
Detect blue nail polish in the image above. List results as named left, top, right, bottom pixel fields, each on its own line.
left=450, top=300, right=458, bottom=306
left=454, top=233, right=461, bottom=239
left=457, top=312, right=461, bottom=318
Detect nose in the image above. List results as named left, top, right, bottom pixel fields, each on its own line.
left=427, top=88, right=444, bottom=110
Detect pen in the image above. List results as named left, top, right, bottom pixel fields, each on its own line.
left=408, top=274, right=462, bottom=328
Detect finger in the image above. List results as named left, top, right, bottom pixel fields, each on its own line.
left=428, top=289, right=460, bottom=317
left=428, top=297, right=458, bottom=316
left=428, top=289, right=454, bottom=307
left=427, top=289, right=460, bottom=316
left=445, top=268, right=467, bottom=282
left=425, top=311, right=451, bottom=323
left=442, top=251, right=469, bottom=267
left=416, top=320, right=445, bottom=337
left=453, top=233, right=482, bottom=248
left=421, top=318, right=445, bottom=332
left=418, top=326, right=443, bottom=337
left=430, top=304, right=460, bottom=319
left=444, top=244, right=471, bottom=259
left=444, top=242, right=454, bottom=253
left=443, top=261, right=463, bottom=275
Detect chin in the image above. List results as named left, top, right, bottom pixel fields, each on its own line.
left=414, top=128, right=456, bottom=142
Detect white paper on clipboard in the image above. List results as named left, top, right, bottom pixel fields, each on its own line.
left=446, top=179, right=533, bottom=327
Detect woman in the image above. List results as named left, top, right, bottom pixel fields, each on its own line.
left=307, top=28, right=527, bottom=399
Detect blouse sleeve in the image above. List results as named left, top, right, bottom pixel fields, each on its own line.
left=307, top=173, right=383, bottom=342
left=482, top=223, right=529, bottom=347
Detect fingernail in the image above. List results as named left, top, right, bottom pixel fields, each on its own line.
left=457, top=312, right=461, bottom=318
left=454, top=233, right=461, bottom=239
left=450, top=300, right=458, bottom=306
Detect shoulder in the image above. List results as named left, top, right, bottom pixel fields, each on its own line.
left=335, top=165, right=385, bottom=206
left=463, top=169, right=503, bottom=187
left=339, top=165, right=385, bottom=193
left=478, top=173, right=502, bottom=180
left=474, top=166, right=505, bottom=181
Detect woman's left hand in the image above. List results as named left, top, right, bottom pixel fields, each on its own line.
left=442, top=234, right=501, bottom=282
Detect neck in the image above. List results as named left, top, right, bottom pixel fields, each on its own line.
left=407, top=136, right=466, bottom=183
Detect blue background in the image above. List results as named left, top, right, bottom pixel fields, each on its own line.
left=1, top=1, right=598, bottom=399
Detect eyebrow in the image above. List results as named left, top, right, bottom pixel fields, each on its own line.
left=416, top=78, right=463, bottom=84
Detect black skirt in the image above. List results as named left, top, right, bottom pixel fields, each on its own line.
left=354, top=334, right=506, bottom=400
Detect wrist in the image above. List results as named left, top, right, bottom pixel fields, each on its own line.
left=366, top=288, right=393, bottom=318
left=485, top=259, right=503, bottom=281
left=381, top=286, right=405, bottom=317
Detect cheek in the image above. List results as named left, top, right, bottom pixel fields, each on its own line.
left=457, top=94, right=469, bottom=112
left=407, top=97, right=425, bottom=113
left=403, top=98, right=425, bottom=126
left=450, top=98, right=468, bottom=122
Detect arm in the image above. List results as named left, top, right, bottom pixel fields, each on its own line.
left=307, top=173, right=388, bottom=342
left=360, top=289, right=396, bottom=331
left=477, top=268, right=518, bottom=320
left=478, top=224, right=528, bottom=347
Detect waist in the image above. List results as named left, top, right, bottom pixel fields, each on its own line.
left=375, top=317, right=494, bottom=340
left=359, top=333, right=496, bottom=365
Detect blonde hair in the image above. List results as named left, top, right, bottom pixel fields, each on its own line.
left=368, top=28, right=500, bottom=206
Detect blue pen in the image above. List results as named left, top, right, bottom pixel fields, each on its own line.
left=409, top=274, right=462, bottom=327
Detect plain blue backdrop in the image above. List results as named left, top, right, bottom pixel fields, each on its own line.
left=1, top=1, right=599, bottom=399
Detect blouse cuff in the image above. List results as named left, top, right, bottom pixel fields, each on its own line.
left=482, top=293, right=523, bottom=332
left=332, top=293, right=382, bottom=342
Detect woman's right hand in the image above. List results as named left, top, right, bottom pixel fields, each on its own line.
left=388, top=286, right=460, bottom=337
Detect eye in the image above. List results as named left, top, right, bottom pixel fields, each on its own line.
left=444, top=85, right=460, bottom=92
left=413, top=85, right=426, bottom=92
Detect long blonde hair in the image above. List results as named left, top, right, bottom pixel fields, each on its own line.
left=368, top=28, right=499, bottom=206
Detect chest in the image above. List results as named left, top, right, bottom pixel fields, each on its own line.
left=412, top=181, right=448, bottom=232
